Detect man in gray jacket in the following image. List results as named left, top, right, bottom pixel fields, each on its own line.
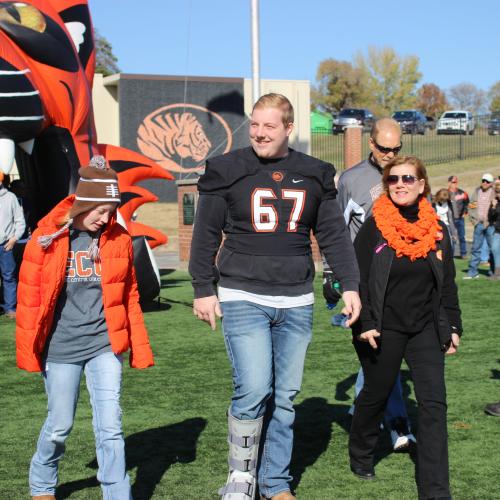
left=336, top=118, right=415, bottom=451
left=0, top=172, right=25, bottom=318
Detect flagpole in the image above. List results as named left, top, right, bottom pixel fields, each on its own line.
left=250, top=0, right=260, bottom=104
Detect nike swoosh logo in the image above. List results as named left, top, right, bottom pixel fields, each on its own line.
left=292, top=179, right=303, bottom=183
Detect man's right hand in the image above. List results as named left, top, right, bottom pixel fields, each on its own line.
left=193, top=295, right=222, bottom=331
left=356, top=329, right=380, bottom=349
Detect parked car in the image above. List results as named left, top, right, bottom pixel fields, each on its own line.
left=436, top=110, right=475, bottom=135
left=425, top=116, right=436, bottom=130
left=332, top=108, right=374, bottom=134
left=392, top=110, right=427, bottom=135
left=487, top=112, right=500, bottom=135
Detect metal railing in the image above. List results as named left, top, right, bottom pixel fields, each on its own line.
left=311, top=113, right=500, bottom=172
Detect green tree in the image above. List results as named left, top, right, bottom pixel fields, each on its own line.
left=94, top=29, right=120, bottom=76
left=354, top=47, right=422, bottom=116
left=488, top=81, right=500, bottom=113
left=416, top=83, right=448, bottom=119
left=311, top=59, right=368, bottom=113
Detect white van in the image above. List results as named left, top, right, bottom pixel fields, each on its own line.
left=436, top=110, right=475, bottom=135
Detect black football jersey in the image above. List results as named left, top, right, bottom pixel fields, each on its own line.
left=189, top=147, right=359, bottom=298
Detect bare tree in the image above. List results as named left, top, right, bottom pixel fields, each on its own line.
left=447, top=83, right=486, bottom=115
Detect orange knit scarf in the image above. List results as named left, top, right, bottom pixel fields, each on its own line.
left=372, top=194, right=442, bottom=261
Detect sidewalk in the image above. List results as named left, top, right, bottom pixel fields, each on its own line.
left=152, top=250, right=183, bottom=271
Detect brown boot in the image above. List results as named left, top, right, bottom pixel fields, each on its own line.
left=32, top=496, right=56, bottom=500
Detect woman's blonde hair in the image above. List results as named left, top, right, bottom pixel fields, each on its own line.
left=434, top=188, right=450, bottom=204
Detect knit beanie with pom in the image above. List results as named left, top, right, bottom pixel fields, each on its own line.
left=38, top=155, right=120, bottom=260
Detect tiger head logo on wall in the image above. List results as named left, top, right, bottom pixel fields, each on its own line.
left=137, top=103, right=233, bottom=174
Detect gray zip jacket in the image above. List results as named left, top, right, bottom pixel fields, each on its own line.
left=337, top=155, right=384, bottom=241
left=0, top=185, right=25, bottom=244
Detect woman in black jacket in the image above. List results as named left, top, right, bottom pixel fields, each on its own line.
left=349, top=155, right=462, bottom=500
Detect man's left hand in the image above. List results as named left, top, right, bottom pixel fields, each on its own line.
left=4, top=237, right=17, bottom=251
left=341, top=291, right=361, bottom=327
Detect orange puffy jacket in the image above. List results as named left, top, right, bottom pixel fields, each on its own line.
left=16, top=196, right=154, bottom=372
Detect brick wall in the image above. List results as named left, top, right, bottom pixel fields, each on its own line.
left=344, top=126, right=363, bottom=169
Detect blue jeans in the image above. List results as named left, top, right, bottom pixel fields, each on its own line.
left=480, top=238, right=490, bottom=262
left=489, top=228, right=500, bottom=270
left=0, top=245, right=17, bottom=312
left=454, top=218, right=467, bottom=257
left=354, top=368, right=409, bottom=427
left=468, top=223, right=493, bottom=276
left=30, top=352, right=131, bottom=499
left=220, top=301, right=313, bottom=497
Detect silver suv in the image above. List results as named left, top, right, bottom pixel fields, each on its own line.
left=332, top=108, right=374, bottom=134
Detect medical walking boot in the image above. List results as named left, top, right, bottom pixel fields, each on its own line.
left=218, top=411, right=263, bottom=499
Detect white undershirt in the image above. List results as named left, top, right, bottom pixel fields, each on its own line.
left=218, top=286, right=314, bottom=308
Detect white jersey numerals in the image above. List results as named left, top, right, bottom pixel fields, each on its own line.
left=282, top=189, right=306, bottom=231
left=251, top=188, right=306, bottom=232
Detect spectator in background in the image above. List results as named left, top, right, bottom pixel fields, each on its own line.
left=0, top=171, right=25, bottom=318
left=9, top=180, right=32, bottom=275
left=464, top=173, right=495, bottom=279
left=433, top=188, right=458, bottom=253
left=447, top=175, right=469, bottom=258
left=487, top=179, right=500, bottom=280
left=9, top=179, right=31, bottom=238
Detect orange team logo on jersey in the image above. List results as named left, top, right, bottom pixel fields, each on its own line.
left=272, top=171, right=284, bottom=182
left=137, top=103, right=233, bottom=173
left=66, top=250, right=101, bottom=279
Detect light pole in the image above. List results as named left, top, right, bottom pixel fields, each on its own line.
left=250, top=0, right=260, bottom=104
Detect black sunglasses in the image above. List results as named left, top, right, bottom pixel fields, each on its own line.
left=482, top=179, right=492, bottom=183
left=372, top=139, right=403, bottom=155
left=386, top=174, right=420, bottom=186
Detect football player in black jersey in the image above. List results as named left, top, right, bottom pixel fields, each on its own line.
left=189, top=93, right=360, bottom=500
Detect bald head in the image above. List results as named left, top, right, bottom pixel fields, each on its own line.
left=369, top=118, right=402, bottom=168
left=370, top=118, right=401, bottom=141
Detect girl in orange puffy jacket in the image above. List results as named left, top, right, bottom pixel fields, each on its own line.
left=16, top=156, right=154, bottom=500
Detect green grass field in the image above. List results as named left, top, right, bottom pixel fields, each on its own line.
left=1, top=261, right=498, bottom=499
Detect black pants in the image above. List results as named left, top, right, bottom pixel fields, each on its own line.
left=349, top=323, right=449, bottom=500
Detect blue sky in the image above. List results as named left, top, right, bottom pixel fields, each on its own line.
left=88, top=0, right=499, bottom=93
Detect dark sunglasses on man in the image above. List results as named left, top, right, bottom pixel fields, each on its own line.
left=482, top=178, right=492, bottom=183
left=372, top=139, right=403, bottom=155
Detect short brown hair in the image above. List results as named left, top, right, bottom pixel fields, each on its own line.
left=382, top=155, right=431, bottom=198
left=434, top=188, right=449, bottom=204
left=252, top=93, right=294, bottom=126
